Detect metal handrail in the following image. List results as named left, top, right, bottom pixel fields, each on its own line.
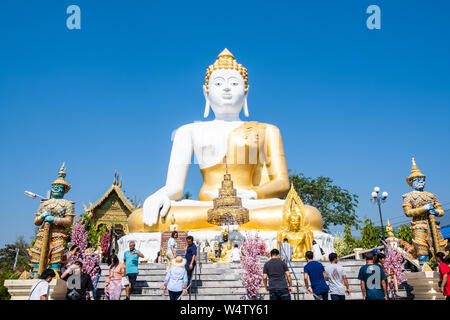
left=340, top=245, right=384, bottom=260
left=278, top=241, right=300, bottom=300
left=188, top=253, right=203, bottom=300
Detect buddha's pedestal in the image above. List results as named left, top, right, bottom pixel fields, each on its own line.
left=118, top=230, right=334, bottom=263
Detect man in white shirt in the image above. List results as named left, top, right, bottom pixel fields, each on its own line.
left=231, top=244, right=241, bottom=263
left=29, top=269, right=56, bottom=300
left=280, top=238, right=293, bottom=263
left=324, top=253, right=350, bottom=300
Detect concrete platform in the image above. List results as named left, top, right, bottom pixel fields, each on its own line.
left=4, top=279, right=67, bottom=300
left=405, top=271, right=446, bottom=300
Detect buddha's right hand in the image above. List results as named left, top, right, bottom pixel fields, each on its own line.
left=142, top=194, right=171, bottom=227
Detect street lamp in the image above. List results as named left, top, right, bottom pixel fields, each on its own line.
left=370, top=186, right=388, bottom=241
left=8, top=248, right=19, bottom=271
left=24, top=190, right=48, bottom=200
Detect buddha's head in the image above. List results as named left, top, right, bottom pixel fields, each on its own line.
left=288, top=213, right=302, bottom=232
left=203, top=48, right=249, bottom=120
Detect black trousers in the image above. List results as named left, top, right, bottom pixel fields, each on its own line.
left=269, top=288, right=291, bottom=300
left=185, top=263, right=196, bottom=285
left=314, top=292, right=329, bottom=300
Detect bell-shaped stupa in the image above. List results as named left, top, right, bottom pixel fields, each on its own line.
left=207, top=163, right=249, bottom=226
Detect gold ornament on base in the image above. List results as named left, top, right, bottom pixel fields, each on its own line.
left=207, top=169, right=249, bottom=226
left=206, top=166, right=249, bottom=262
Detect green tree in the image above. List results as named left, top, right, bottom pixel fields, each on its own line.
left=359, top=218, right=383, bottom=249
left=342, top=224, right=358, bottom=256
left=0, top=236, right=31, bottom=272
left=396, top=224, right=413, bottom=243
left=182, top=191, right=192, bottom=200
left=127, top=195, right=142, bottom=208
left=0, top=269, right=21, bottom=300
left=289, top=173, right=359, bottom=231
left=0, top=236, right=32, bottom=300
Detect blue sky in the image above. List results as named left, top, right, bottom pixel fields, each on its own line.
left=1, top=1, right=449, bottom=246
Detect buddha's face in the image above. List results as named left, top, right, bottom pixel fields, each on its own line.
left=205, top=69, right=246, bottom=118
left=412, top=177, right=425, bottom=191
left=289, top=215, right=301, bottom=231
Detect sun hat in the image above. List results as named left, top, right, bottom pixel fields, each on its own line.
left=173, top=256, right=186, bottom=268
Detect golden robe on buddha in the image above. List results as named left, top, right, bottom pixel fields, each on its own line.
left=128, top=121, right=324, bottom=233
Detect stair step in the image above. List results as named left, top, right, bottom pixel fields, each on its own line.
left=96, top=261, right=371, bottom=300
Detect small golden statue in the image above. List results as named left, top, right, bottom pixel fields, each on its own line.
left=218, top=242, right=233, bottom=263
left=386, top=220, right=395, bottom=238
left=277, top=185, right=314, bottom=260
left=203, top=241, right=216, bottom=262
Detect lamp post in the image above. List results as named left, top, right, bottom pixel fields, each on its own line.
left=8, top=248, right=19, bottom=271
left=370, top=186, right=388, bottom=241
left=24, top=190, right=48, bottom=200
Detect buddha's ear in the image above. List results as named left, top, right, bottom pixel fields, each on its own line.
left=243, top=86, right=250, bottom=117
left=203, top=85, right=210, bottom=118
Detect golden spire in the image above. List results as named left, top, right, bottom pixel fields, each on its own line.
left=406, top=157, right=426, bottom=187
left=204, top=48, right=248, bottom=95
left=51, top=162, right=71, bottom=193
left=225, top=155, right=229, bottom=174
left=386, top=220, right=395, bottom=238
left=207, top=170, right=249, bottom=226
left=113, top=169, right=118, bottom=185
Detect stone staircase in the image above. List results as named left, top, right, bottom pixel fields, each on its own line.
left=96, top=260, right=411, bottom=300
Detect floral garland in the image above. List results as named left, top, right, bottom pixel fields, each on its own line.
left=70, top=217, right=100, bottom=283
left=240, top=232, right=268, bottom=299
left=101, top=231, right=111, bottom=257
left=382, top=240, right=407, bottom=295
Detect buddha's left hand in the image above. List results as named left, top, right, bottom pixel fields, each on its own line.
left=236, top=188, right=257, bottom=200
left=44, top=215, right=55, bottom=223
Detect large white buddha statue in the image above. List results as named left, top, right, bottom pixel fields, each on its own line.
left=127, top=49, right=324, bottom=234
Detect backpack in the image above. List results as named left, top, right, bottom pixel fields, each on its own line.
left=67, top=288, right=82, bottom=300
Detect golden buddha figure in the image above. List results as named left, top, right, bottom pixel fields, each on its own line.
left=217, top=241, right=233, bottom=263
left=386, top=220, right=395, bottom=238
left=127, top=49, right=324, bottom=234
left=277, top=185, right=314, bottom=260
left=203, top=241, right=216, bottom=262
